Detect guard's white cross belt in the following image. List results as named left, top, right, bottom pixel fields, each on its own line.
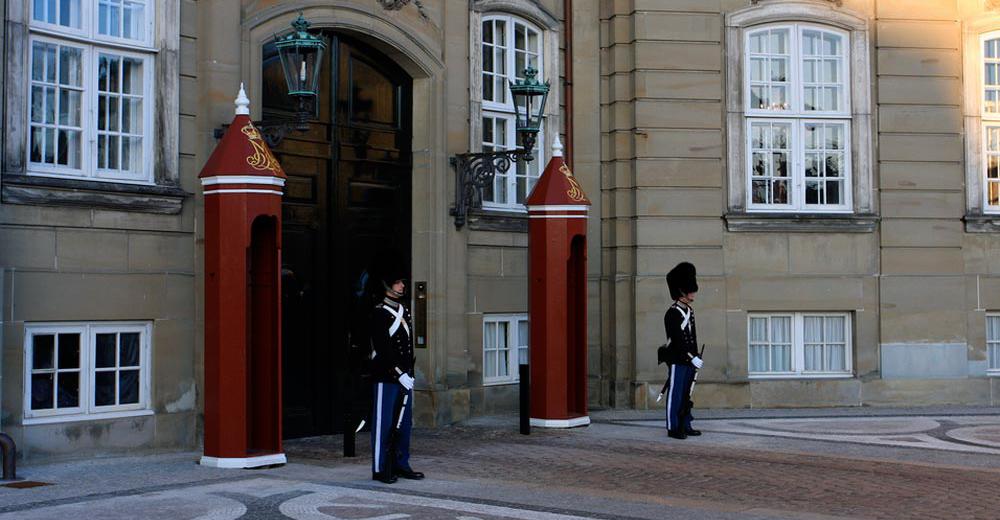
left=676, top=306, right=692, bottom=332
left=384, top=304, right=410, bottom=337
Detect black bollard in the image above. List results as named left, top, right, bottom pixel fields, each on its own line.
left=519, top=363, right=530, bottom=435
left=0, top=433, right=16, bottom=481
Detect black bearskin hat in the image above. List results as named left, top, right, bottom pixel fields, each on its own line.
left=666, top=262, right=698, bottom=300
left=379, top=266, right=407, bottom=291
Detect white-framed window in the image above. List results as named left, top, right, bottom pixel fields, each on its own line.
left=28, top=0, right=155, bottom=184
left=24, top=322, right=152, bottom=423
left=744, top=24, right=852, bottom=212
left=480, top=14, right=544, bottom=209
left=483, top=314, right=528, bottom=385
left=982, top=33, right=1000, bottom=213
left=988, top=314, right=1000, bottom=373
left=748, top=312, right=852, bottom=378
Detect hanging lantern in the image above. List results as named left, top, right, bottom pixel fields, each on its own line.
left=508, top=67, right=550, bottom=156
left=274, top=13, right=327, bottom=98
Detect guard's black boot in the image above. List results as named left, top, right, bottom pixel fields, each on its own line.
left=684, top=427, right=702, bottom=436
left=667, top=429, right=687, bottom=440
left=372, top=471, right=397, bottom=484
left=395, top=468, right=425, bottom=480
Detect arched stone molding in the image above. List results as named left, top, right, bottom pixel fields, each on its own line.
left=724, top=0, right=876, bottom=229
left=470, top=0, right=560, bottom=31
left=241, top=4, right=451, bottom=402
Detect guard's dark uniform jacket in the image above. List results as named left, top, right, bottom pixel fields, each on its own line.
left=663, top=301, right=697, bottom=366
left=371, top=296, right=414, bottom=382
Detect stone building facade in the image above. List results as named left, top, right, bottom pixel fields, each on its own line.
left=2, top=0, right=1000, bottom=461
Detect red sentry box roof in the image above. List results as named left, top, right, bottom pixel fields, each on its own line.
left=199, top=114, right=287, bottom=179
left=526, top=153, right=590, bottom=207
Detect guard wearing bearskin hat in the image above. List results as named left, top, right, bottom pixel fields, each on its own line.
left=664, top=262, right=704, bottom=439
left=370, top=265, right=424, bottom=484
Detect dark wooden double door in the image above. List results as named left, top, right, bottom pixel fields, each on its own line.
left=264, top=34, right=412, bottom=439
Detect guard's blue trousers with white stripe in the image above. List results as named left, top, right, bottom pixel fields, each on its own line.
left=665, top=364, right=695, bottom=432
left=371, top=382, right=413, bottom=475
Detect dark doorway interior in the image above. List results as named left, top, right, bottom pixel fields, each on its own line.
left=264, top=33, right=413, bottom=439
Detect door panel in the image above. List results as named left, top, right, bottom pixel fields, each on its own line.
left=264, top=34, right=411, bottom=439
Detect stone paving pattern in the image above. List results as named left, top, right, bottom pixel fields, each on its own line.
left=4, top=408, right=1000, bottom=519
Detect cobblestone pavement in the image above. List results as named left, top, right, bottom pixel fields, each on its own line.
left=289, top=411, right=1000, bottom=519
left=3, top=408, right=1000, bottom=519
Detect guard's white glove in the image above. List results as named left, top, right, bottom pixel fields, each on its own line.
left=398, top=373, right=415, bottom=391
left=656, top=393, right=664, bottom=403
left=691, top=356, right=704, bottom=369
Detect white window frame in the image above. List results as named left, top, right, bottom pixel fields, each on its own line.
left=23, top=321, right=153, bottom=424
left=478, top=13, right=546, bottom=212
left=27, top=0, right=156, bottom=185
left=725, top=2, right=874, bottom=219
left=747, top=312, right=853, bottom=379
left=482, top=314, right=529, bottom=385
left=981, top=32, right=1000, bottom=214
left=988, top=313, right=1000, bottom=374
left=744, top=23, right=853, bottom=213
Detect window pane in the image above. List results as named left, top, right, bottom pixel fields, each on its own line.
left=770, top=58, right=787, bottom=82
left=750, top=58, right=765, bottom=82
left=749, top=345, right=767, bottom=372
left=770, top=30, right=788, bottom=54
left=96, top=333, right=117, bottom=368
left=31, top=373, right=55, bottom=410
left=484, top=322, right=496, bottom=351
left=826, top=317, right=845, bottom=342
left=772, top=345, right=791, bottom=372
left=823, top=33, right=841, bottom=55
left=123, top=1, right=145, bottom=40
left=120, top=332, right=140, bottom=366
left=828, top=344, right=846, bottom=372
left=804, top=344, right=821, bottom=371
left=772, top=317, right=791, bottom=346
left=119, top=369, right=140, bottom=404
left=33, top=334, right=55, bottom=370
left=483, top=20, right=493, bottom=44
left=58, top=371, right=79, bottom=408
left=122, top=58, right=142, bottom=94
left=44, top=44, right=57, bottom=82
left=59, top=46, right=82, bottom=87
left=804, top=317, right=823, bottom=342
left=95, top=371, right=116, bottom=406
left=58, top=333, right=80, bottom=369
left=59, top=90, right=81, bottom=126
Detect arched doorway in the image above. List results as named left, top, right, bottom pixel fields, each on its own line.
left=264, top=33, right=412, bottom=439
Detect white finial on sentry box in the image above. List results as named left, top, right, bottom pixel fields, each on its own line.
left=552, top=134, right=563, bottom=158
left=235, top=83, right=250, bottom=116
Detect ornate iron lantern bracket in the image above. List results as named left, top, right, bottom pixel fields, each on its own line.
left=449, top=149, right=534, bottom=229
left=450, top=67, right=550, bottom=229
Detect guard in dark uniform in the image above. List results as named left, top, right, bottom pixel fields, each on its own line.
left=370, top=267, right=425, bottom=484
left=664, top=262, right=704, bottom=439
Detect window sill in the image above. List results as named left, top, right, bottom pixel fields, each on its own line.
left=22, top=408, right=154, bottom=426
left=963, top=214, right=1000, bottom=233
left=724, top=212, right=878, bottom=233
left=3, top=174, right=188, bottom=214
left=748, top=374, right=854, bottom=380
left=483, top=379, right=521, bottom=387
left=467, top=209, right=528, bottom=233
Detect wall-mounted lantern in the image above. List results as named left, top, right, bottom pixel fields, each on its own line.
left=214, top=13, right=327, bottom=145
left=450, top=67, right=551, bottom=229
